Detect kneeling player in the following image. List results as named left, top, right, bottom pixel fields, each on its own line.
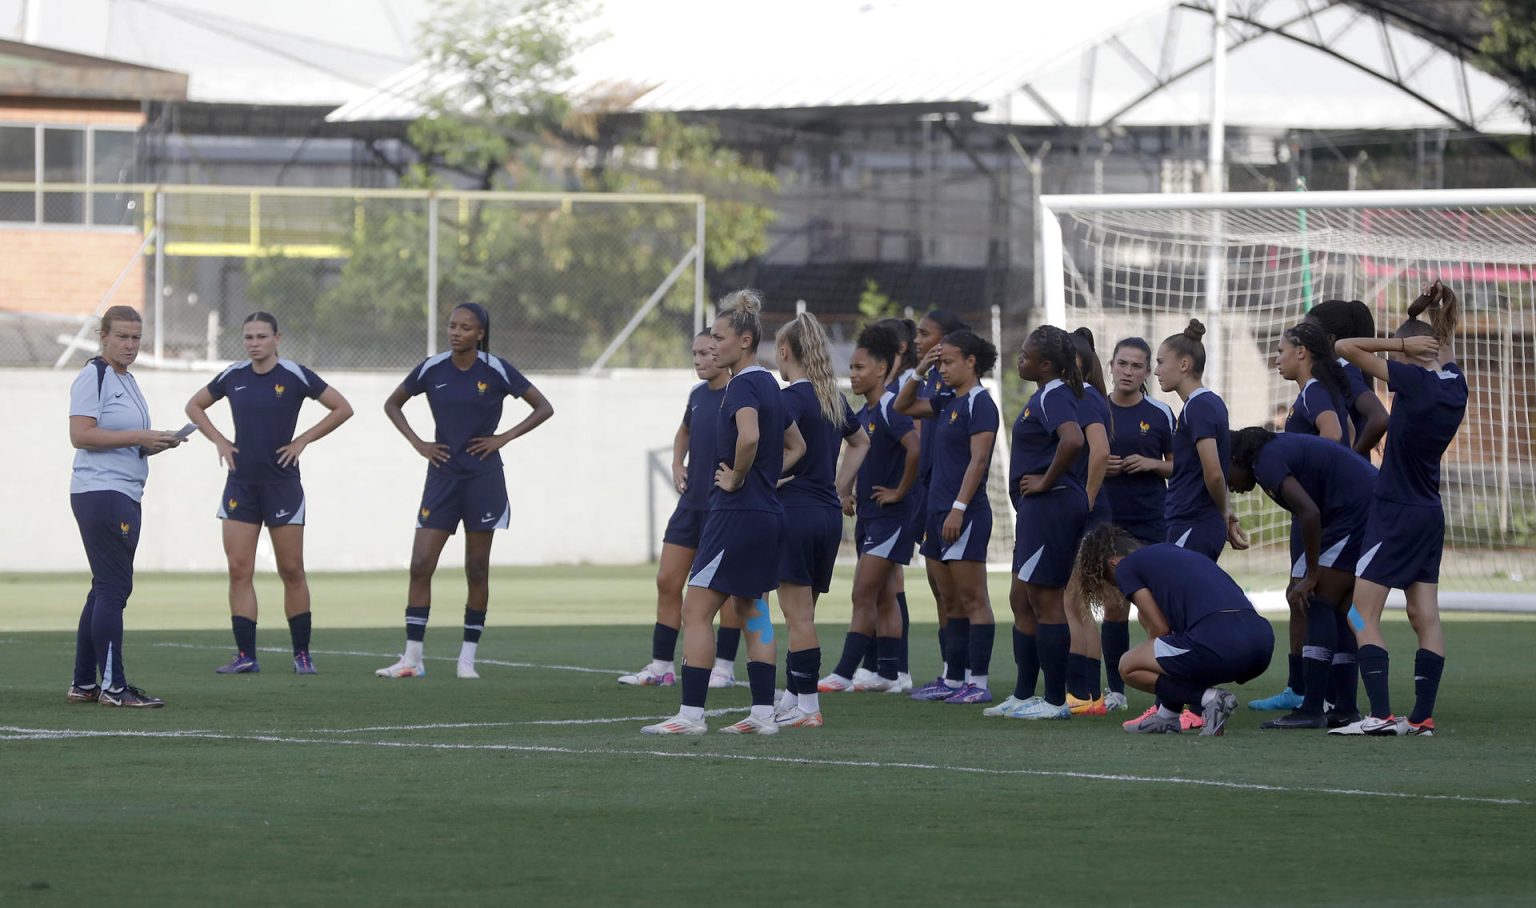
left=1072, top=526, right=1274, bottom=736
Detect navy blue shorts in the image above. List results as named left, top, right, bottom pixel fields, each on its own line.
left=1155, top=611, right=1274, bottom=688
left=417, top=468, right=509, bottom=534
left=1288, top=515, right=1367, bottom=579
left=855, top=511, right=916, bottom=565
left=1116, top=517, right=1166, bottom=546
left=1355, top=499, right=1445, bottom=588
left=1012, top=486, right=1087, bottom=587
left=1166, top=513, right=1226, bottom=562
left=663, top=505, right=707, bottom=550
left=689, top=508, right=784, bottom=599
left=779, top=506, right=843, bottom=593
left=919, top=505, right=992, bottom=564
left=219, top=477, right=305, bottom=527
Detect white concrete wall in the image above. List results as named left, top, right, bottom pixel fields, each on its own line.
left=3, top=367, right=695, bottom=572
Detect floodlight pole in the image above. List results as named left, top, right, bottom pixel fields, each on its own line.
left=1205, top=0, right=1228, bottom=393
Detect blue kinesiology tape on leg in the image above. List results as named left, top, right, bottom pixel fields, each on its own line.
left=746, top=597, right=774, bottom=644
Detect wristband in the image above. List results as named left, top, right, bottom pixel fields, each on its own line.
left=951, top=501, right=968, bottom=512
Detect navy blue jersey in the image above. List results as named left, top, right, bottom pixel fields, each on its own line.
left=1339, top=359, right=1371, bottom=442
left=1376, top=360, right=1468, bottom=506
left=1009, top=378, right=1082, bottom=502
left=1251, top=432, right=1378, bottom=524
left=885, top=368, right=916, bottom=396
left=713, top=365, right=787, bottom=513
left=1284, top=379, right=1351, bottom=444
left=779, top=381, right=860, bottom=509
left=1166, top=388, right=1230, bottom=523
left=679, top=381, right=727, bottom=511
left=401, top=351, right=531, bottom=477
left=1115, top=544, right=1255, bottom=633
left=208, top=359, right=328, bottom=484
left=856, top=391, right=918, bottom=518
left=916, top=371, right=946, bottom=482
left=1071, top=385, right=1112, bottom=511
left=1105, top=395, right=1175, bottom=525
left=927, top=384, right=1000, bottom=512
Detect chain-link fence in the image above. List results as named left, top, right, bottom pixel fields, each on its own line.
left=1, top=183, right=705, bottom=373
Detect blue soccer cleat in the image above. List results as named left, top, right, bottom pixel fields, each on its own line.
left=1247, top=687, right=1303, bottom=711
left=293, top=651, right=317, bottom=675
left=216, top=652, right=260, bottom=674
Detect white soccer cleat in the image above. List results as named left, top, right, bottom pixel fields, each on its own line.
left=456, top=661, right=480, bottom=680
left=853, top=674, right=899, bottom=692
left=708, top=666, right=739, bottom=689
left=718, top=714, right=779, bottom=735
left=982, top=694, right=1027, bottom=717
left=851, top=667, right=877, bottom=688
left=618, top=664, right=676, bottom=687
left=817, top=673, right=855, bottom=693
left=1004, top=696, right=1072, bottom=720
left=893, top=672, right=913, bottom=693
left=375, top=657, right=425, bottom=679
left=773, top=707, right=825, bottom=728
left=641, top=714, right=708, bottom=735
left=1328, top=715, right=1407, bottom=737
left=1104, top=691, right=1129, bottom=712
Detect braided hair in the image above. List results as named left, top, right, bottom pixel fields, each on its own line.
left=1308, top=299, right=1375, bottom=341
left=1230, top=426, right=1278, bottom=473
left=1027, top=325, right=1084, bottom=398
left=1283, top=321, right=1349, bottom=409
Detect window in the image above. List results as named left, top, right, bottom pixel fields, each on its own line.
left=0, top=124, right=139, bottom=227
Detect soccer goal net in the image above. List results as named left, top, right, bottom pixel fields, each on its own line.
left=1039, top=189, right=1536, bottom=604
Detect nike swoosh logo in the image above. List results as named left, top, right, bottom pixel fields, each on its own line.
left=274, top=510, right=290, bottom=518
left=481, top=514, right=496, bottom=522
left=435, top=383, right=449, bottom=389
left=114, top=392, right=124, bottom=398
left=233, top=386, right=246, bottom=391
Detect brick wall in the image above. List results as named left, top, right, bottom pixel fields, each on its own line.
left=0, top=227, right=146, bottom=315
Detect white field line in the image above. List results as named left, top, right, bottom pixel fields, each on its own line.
left=309, top=708, right=747, bottom=734
left=150, top=642, right=627, bottom=675
left=0, top=725, right=1525, bottom=807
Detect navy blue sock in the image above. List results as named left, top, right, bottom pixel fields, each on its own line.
left=680, top=664, right=710, bottom=709
left=73, top=592, right=97, bottom=687
left=651, top=623, right=680, bottom=662
left=937, top=621, right=947, bottom=669
left=1012, top=629, right=1039, bottom=700
left=1331, top=610, right=1359, bottom=714
left=787, top=648, right=820, bottom=696
left=405, top=605, right=429, bottom=643
left=1409, top=649, right=1445, bottom=724
left=232, top=615, right=257, bottom=656
left=746, top=660, right=775, bottom=707
left=1300, top=597, right=1337, bottom=715
left=1154, top=674, right=1204, bottom=714
left=1068, top=654, right=1102, bottom=700
left=1358, top=644, right=1392, bottom=719
left=287, top=612, right=312, bottom=655
left=1287, top=651, right=1305, bottom=695
left=93, top=598, right=126, bottom=690
left=876, top=636, right=900, bottom=680
left=715, top=626, right=741, bottom=662
left=944, top=618, right=970, bottom=683
left=1102, top=620, right=1129, bottom=694
left=896, top=592, right=911, bottom=674
left=462, top=607, right=485, bottom=644
left=1036, top=623, right=1070, bottom=706
left=860, top=627, right=878, bottom=672
left=967, top=622, right=994, bottom=680
left=832, top=632, right=872, bottom=679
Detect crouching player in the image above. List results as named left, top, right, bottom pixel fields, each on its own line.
left=1072, top=525, right=1274, bottom=736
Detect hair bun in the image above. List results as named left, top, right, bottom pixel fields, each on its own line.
left=1183, top=318, right=1206, bottom=342
left=723, top=288, right=763, bottom=315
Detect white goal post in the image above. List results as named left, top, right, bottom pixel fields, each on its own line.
left=1038, top=188, right=1536, bottom=606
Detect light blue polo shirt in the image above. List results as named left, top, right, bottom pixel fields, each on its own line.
left=69, top=357, right=151, bottom=501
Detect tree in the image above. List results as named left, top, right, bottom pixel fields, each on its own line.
left=1482, top=0, right=1536, bottom=123
left=857, top=278, right=901, bottom=321
left=245, top=0, right=777, bottom=371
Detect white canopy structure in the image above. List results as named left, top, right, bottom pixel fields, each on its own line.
left=2, top=0, right=1524, bottom=131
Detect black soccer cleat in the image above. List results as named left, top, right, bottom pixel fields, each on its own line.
left=1260, top=710, right=1327, bottom=730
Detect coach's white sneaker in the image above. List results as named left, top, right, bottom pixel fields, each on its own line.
left=456, top=661, right=479, bottom=680
left=641, top=713, right=708, bottom=735
left=708, top=666, right=739, bottom=689
left=718, top=714, right=779, bottom=735
left=375, top=657, right=425, bottom=679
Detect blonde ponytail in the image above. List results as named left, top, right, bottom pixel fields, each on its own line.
left=777, top=311, right=845, bottom=427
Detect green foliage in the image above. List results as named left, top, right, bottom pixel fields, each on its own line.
left=857, top=278, right=900, bottom=320
left=1482, top=0, right=1536, bottom=122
